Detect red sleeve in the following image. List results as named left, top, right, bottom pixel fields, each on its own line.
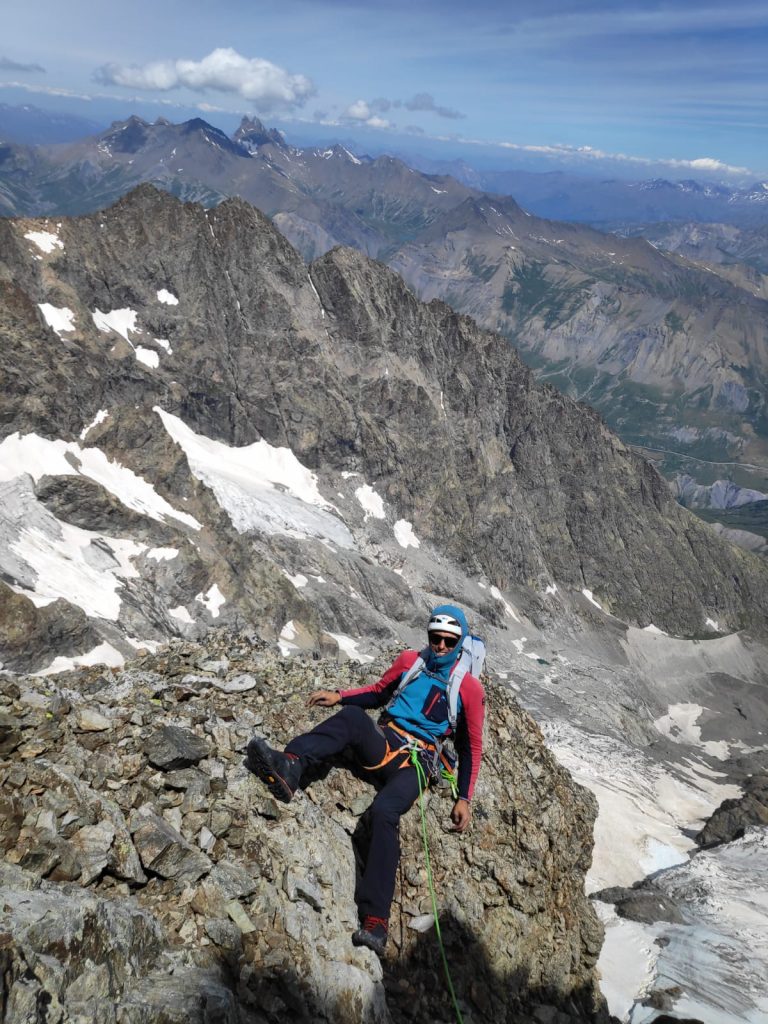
left=338, top=650, right=421, bottom=708
left=455, top=673, right=485, bottom=801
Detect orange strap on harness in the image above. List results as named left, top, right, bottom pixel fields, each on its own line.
left=361, top=721, right=436, bottom=772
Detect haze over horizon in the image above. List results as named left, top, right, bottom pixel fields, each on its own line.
left=1, top=0, right=767, bottom=182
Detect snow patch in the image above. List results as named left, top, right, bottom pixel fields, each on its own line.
left=25, top=230, right=63, bottom=254
left=593, top=902, right=659, bottom=1021
left=393, top=519, right=420, bottom=549
left=125, top=637, right=160, bottom=653
left=653, top=702, right=730, bottom=759
left=544, top=583, right=558, bottom=596
left=169, top=605, right=194, bottom=624
left=196, top=583, right=226, bottom=619
left=12, top=521, right=145, bottom=621
left=146, top=547, right=179, bottom=561
left=512, top=637, right=543, bottom=661
left=157, top=289, right=179, bottom=305
left=327, top=633, right=374, bottom=664
left=278, top=620, right=299, bottom=656
left=36, top=642, right=125, bottom=676
left=0, top=432, right=201, bottom=530
left=355, top=483, right=386, bottom=520
left=154, top=408, right=352, bottom=547
left=285, top=572, right=308, bottom=589
left=135, top=346, right=159, bottom=369
left=307, top=273, right=325, bottom=317
left=38, top=304, right=75, bottom=336
left=582, top=588, right=604, bottom=610
left=155, top=339, right=173, bottom=353
left=92, top=307, right=139, bottom=344
left=79, top=409, right=108, bottom=441
left=705, top=617, right=720, bottom=631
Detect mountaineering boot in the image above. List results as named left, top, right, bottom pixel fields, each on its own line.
left=352, top=915, right=388, bottom=956
left=246, top=736, right=302, bottom=802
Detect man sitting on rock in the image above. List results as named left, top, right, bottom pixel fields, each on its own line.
left=246, top=604, right=485, bottom=956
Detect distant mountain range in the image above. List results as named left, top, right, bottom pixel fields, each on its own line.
left=1, top=113, right=767, bottom=506
left=467, top=169, right=768, bottom=230
left=0, top=102, right=103, bottom=145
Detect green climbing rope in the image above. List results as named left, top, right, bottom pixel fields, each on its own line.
left=410, top=747, right=465, bottom=1024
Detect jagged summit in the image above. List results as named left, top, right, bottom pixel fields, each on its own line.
left=233, top=115, right=287, bottom=152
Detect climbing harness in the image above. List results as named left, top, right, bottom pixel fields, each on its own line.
left=360, top=722, right=458, bottom=797
left=410, top=747, right=464, bottom=1024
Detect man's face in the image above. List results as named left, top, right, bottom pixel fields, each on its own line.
left=429, top=631, right=459, bottom=651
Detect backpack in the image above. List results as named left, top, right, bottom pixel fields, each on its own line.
left=386, top=633, right=486, bottom=732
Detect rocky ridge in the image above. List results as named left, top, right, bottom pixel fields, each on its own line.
left=0, top=631, right=608, bottom=1024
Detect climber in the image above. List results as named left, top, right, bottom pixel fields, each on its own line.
left=246, top=604, right=485, bottom=956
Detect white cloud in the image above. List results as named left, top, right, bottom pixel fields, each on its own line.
left=96, top=48, right=314, bottom=112
left=495, top=139, right=750, bottom=177
left=345, top=99, right=371, bottom=120
left=343, top=100, right=390, bottom=130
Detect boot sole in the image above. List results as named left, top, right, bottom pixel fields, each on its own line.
left=352, top=929, right=387, bottom=956
left=246, top=739, right=296, bottom=803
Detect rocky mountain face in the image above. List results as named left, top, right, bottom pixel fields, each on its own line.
left=2, top=115, right=766, bottom=500
left=2, top=185, right=768, bottom=1023
left=0, top=632, right=609, bottom=1024
left=386, top=196, right=768, bottom=496
left=2, top=185, right=768, bottom=676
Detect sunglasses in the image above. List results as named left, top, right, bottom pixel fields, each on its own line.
left=429, top=633, right=459, bottom=650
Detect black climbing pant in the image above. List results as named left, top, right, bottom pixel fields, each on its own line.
left=286, top=705, right=423, bottom=920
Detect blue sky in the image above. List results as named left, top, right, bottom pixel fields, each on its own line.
left=2, top=0, right=767, bottom=180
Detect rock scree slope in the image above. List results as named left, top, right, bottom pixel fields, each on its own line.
left=0, top=632, right=608, bottom=1024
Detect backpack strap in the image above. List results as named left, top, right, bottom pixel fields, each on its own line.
left=385, top=648, right=428, bottom=713
left=446, top=635, right=486, bottom=731
left=387, top=636, right=486, bottom=732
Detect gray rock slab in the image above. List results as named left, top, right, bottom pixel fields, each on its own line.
left=144, top=725, right=210, bottom=770
left=130, top=810, right=212, bottom=883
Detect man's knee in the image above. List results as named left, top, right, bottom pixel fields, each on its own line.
left=339, top=704, right=368, bottom=723
left=370, top=797, right=404, bottom=829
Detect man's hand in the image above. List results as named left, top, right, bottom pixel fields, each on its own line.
left=450, top=799, right=471, bottom=832
left=307, top=690, right=341, bottom=707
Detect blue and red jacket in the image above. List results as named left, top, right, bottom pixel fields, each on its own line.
left=339, top=650, right=485, bottom=802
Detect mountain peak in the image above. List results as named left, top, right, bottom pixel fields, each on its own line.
left=100, top=116, right=152, bottom=154
left=179, top=118, right=249, bottom=158
left=233, top=116, right=286, bottom=152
